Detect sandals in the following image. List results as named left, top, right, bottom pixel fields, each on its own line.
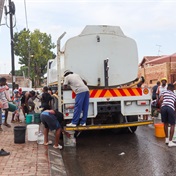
left=44, top=140, right=52, bottom=146
left=3, top=123, right=11, bottom=128
left=53, top=145, right=62, bottom=149
left=17, top=120, right=22, bottom=123
left=11, top=120, right=22, bottom=123
left=44, top=141, right=63, bottom=149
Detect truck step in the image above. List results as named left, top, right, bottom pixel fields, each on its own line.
left=64, top=120, right=153, bottom=131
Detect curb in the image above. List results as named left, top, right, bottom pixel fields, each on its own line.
left=48, top=132, right=67, bottom=176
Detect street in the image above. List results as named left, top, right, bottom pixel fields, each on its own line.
left=61, top=124, right=176, bottom=176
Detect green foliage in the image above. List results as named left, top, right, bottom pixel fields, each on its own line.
left=13, top=28, right=56, bottom=86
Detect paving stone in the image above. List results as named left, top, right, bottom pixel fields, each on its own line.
left=0, top=111, right=67, bottom=176
left=0, top=113, right=49, bottom=176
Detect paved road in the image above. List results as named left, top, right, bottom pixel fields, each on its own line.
left=61, top=124, right=176, bottom=176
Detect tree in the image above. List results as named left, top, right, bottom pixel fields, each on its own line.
left=13, top=28, right=56, bottom=87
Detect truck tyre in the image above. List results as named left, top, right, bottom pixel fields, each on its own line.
left=126, top=115, right=138, bottom=133
left=111, top=112, right=125, bottom=133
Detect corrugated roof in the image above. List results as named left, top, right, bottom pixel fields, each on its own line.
left=139, top=56, right=161, bottom=67
left=146, top=53, right=176, bottom=65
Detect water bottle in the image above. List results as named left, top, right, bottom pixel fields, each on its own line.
left=37, top=131, right=44, bottom=144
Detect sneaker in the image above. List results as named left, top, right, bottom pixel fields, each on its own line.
left=80, top=123, right=86, bottom=127
left=0, top=149, right=10, bottom=156
left=168, top=141, right=176, bottom=147
left=53, top=145, right=63, bottom=150
left=66, top=123, right=77, bottom=127
left=165, top=138, right=169, bottom=144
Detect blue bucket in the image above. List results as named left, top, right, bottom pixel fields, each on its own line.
left=8, top=102, right=17, bottom=112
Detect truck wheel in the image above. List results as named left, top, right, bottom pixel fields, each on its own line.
left=126, top=115, right=138, bottom=133
left=111, top=113, right=125, bottom=133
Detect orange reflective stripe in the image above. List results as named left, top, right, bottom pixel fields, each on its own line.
left=123, top=89, right=131, bottom=96
left=132, top=88, right=141, bottom=96
left=113, top=89, right=122, bottom=96
left=71, top=88, right=142, bottom=99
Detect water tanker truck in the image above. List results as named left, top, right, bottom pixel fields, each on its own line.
left=47, top=25, right=152, bottom=133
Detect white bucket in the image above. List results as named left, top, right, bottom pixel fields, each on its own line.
left=27, top=124, right=39, bottom=141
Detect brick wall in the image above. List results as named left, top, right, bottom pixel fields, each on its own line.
left=0, top=74, right=32, bottom=87
left=138, top=62, right=176, bottom=87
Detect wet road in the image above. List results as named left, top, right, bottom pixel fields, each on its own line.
left=61, top=124, right=176, bottom=176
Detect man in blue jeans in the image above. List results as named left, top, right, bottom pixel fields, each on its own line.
left=160, top=83, right=176, bottom=147
left=63, top=70, right=89, bottom=127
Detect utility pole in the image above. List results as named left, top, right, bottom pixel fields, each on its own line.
left=57, top=32, right=66, bottom=112
left=9, top=0, right=15, bottom=90
left=24, top=0, right=30, bottom=78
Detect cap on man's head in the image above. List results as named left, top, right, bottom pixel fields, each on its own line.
left=161, top=77, right=167, bottom=82
left=64, top=70, right=72, bottom=77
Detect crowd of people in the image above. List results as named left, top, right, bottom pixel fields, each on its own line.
left=0, top=70, right=89, bottom=155
left=0, top=77, right=62, bottom=155
left=1, top=72, right=176, bottom=156
left=151, top=78, right=176, bottom=147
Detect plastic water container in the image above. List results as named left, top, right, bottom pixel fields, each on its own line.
left=25, top=114, right=33, bottom=124
left=14, top=126, right=26, bottom=144
left=34, top=113, right=41, bottom=124
left=28, top=112, right=35, bottom=122
left=8, top=102, right=17, bottom=112
left=63, top=131, right=76, bottom=147
left=154, top=123, right=165, bottom=138
left=37, top=131, right=44, bottom=144
left=27, top=124, right=39, bottom=141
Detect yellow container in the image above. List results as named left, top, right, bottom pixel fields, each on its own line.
left=154, top=123, right=165, bottom=138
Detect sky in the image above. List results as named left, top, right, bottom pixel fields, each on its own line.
left=0, top=0, right=176, bottom=74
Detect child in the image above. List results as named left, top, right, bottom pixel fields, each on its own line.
left=0, top=78, right=10, bottom=127
left=11, top=84, right=22, bottom=123
left=21, top=90, right=36, bottom=118
left=40, top=109, right=70, bottom=149
left=41, top=86, right=52, bottom=111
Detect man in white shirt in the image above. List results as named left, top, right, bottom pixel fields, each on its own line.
left=156, top=78, right=168, bottom=99
left=63, top=70, right=89, bottom=127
